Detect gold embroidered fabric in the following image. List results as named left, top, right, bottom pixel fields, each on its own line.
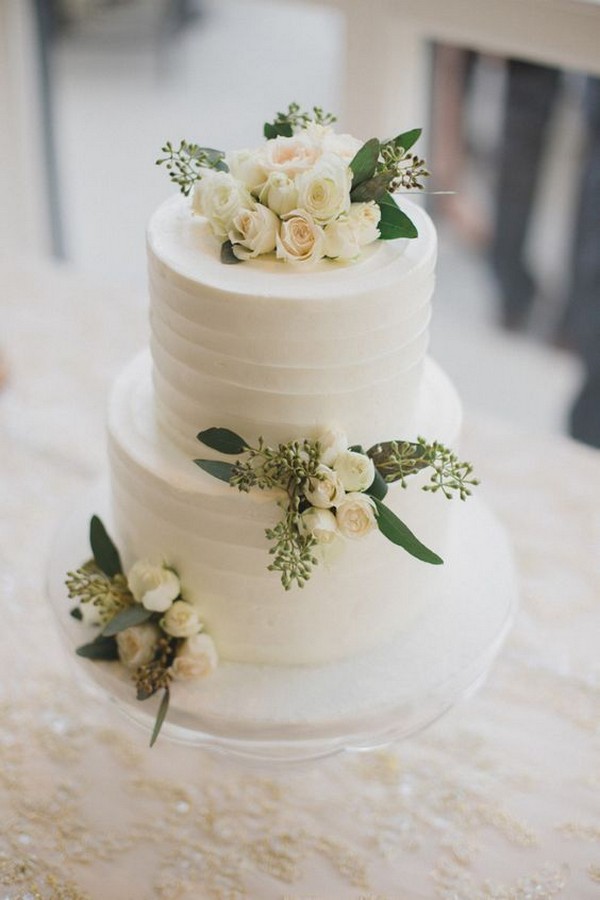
left=1, top=261, right=599, bottom=898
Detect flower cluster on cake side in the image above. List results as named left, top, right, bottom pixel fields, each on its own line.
left=195, top=427, right=478, bottom=590
left=156, top=103, right=429, bottom=265
left=66, top=517, right=218, bottom=747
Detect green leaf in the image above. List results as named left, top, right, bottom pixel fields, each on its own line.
left=221, top=240, right=242, bottom=264
left=390, top=127, right=421, bottom=152
left=90, top=515, right=122, bottom=577
left=264, top=121, right=293, bottom=139
left=70, top=606, right=83, bottom=621
left=365, top=469, right=388, bottom=501
left=194, top=459, right=235, bottom=483
left=350, top=171, right=394, bottom=202
left=349, top=444, right=365, bottom=453
left=76, top=634, right=119, bottom=661
left=377, top=194, right=418, bottom=240
left=102, top=604, right=154, bottom=637
left=149, top=687, right=170, bottom=748
left=197, top=427, right=248, bottom=454
left=349, top=138, right=380, bottom=189
left=190, top=146, right=228, bottom=171
left=372, top=497, right=443, bottom=565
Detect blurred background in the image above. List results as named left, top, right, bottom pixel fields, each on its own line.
left=2, top=0, right=599, bottom=447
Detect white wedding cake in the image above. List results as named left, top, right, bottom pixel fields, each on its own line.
left=63, top=110, right=511, bottom=750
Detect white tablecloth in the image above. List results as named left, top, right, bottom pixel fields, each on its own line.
left=1, top=259, right=600, bottom=899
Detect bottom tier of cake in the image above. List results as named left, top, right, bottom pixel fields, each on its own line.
left=49, top=485, right=517, bottom=760
left=107, top=351, right=464, bottom=666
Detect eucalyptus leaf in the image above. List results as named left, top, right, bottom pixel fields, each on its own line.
left=76, top=634, right=119, bottom=661
left=90, top=515, right=122, bottom=577
left=349, top=138, right=380, bottom=189
left=264, top=121, right=293, bottom=139
left=365, top=469, right=388, bottom=501
left=102, top=604, right=154, bottom=637
left=376, top=194, right=418, bottom=240
left=389, top=127, right=421, bottom=152
left=194, top=459, right=235, bottom=483
left=221, top=240, right=242, bottom=264
left=190, top=146, right=228, bottom=170
left=197, top=427, right=248, bottom=454
left=350, top=171, right=394, bottom=202
left=367, top=439, right=428, bottom=481
left=372, top=498, right=443, bottom=565
left=149, top=687, right=170, bottom=748
left=348, top=444, right=365, bottom=453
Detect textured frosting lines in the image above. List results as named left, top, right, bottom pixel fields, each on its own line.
left=147, top=196, right=436, bottom=452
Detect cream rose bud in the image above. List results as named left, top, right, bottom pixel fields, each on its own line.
left=300, top=507, right=339, bottom=544
left=127, top=560, right=181, bottom=613
left=229, top=204, right=279, bottom=260
left=116, top=623, right=161, bottom=670
left=226, top=148, right=267, bottom=194
left=303, top=464, right=345, bottom=509
left=276, top=210, right=325, bottom=265
left=263, top=133, right=321, bottom=177
left=192, top=171, right=254, bottom=239
left=170, top=633, right=218, bottom=680
left=161, top=600, right=202, bottom=638
left=258, top=171, right=299, bottom=217
left=335, top=493, right=378, bottom=539
left=323, top=216, right=361, bottom=261
left=317, top=428, right=348, bottom=467
left=348, top=201, right=381, bottom=246
left=295, top=153, right=352, bottom=225
left=333, top=450, right=375, bottom=492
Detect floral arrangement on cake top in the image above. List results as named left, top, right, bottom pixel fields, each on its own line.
left=156, top=103, right=429, bottom=265
left=66, top=517, right=218, bottom=746
left=195, top=427, right=478, bottom=590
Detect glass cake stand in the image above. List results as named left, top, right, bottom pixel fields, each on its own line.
left=48, top=485, right=518, bottom=762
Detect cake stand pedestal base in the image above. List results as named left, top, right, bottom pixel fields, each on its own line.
left=48, top=486, right=518, bottom=762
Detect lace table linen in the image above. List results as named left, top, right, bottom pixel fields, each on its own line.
left=1, top=260, right=599, bottom=899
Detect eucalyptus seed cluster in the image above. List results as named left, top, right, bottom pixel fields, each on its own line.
left=135, top=637, right=177, bottom=701
left=365, top=437, right=478, bottom=499
left=66, top=561, right=133, bottom=623
left=270, top=102, right=337, bottom=132
left=378, top=141, right=429, bottom=192
left=230, top=437, right=323, bottom=589
left=419, top=440, right=480, bottom=500
left=155, top=141, right=227, bottom=196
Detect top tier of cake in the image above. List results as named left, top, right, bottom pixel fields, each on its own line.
left=148, top=194, right=436, bottom=452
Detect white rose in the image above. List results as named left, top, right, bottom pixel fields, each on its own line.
left=333, top=450, right=375, bottom=492
left=276, top=209, right=325, bottom=265
left=323, top=216, right=361, bottom=261
left=295, top=153, right=352, bottom=225
left=336, top=493, right=378, bottom=539
left=229, top=204, right=279, bottom=260
left=317, top=428, right=348, bottom=467
left=116, top=623, right=161, bottom=670
left=348, top=201, right=381, bottom=246
left=226, top=148, right=267, bottom=194
left=303, top=464, right=345, bottom=509
left=127, top=560, right=181, bottom=613
left=299, top=507, right=339, bottom=544
left=192, top=171, right=254, bottom=239
left=170, top=633, right=218, bottom=680
left=161, top=600, right=203, bottom=638
left=263, top=133, right=321, bottom=178
left=258, top=171, right=299, bottom=216
left=322, top=130, right=363, bottom=161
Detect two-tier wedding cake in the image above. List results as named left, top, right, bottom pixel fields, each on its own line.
left=63, top=107, right=513, bottom=750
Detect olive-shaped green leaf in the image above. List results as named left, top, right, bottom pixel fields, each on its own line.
left=76, top=634, right=119, bottom=661
left=390, top=127, right=421, bottom=152
left=264, top=121, right=293, bottom=139
left=377, top=194, right=418, bottom=239
left=350, top=138, right=381, bottom=189
left=102, top=604, right=154, bottom=637
left=197, top=428, right=248, bottom=454
left=372, top=498, right=443, bottom=565
left=365, top=469, right=388, bottom=501
left=194, top=459, right=236, bottom=483
left=90, top=515, right=122, bottom=577
left=149, top=687, right=170, bottom=748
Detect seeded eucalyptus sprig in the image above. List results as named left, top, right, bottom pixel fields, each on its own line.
left=264, top=102, right=337, bottom=139
left=155, top=140, right=228, bottom=196
left=366, top=437, right=479, bottom=499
